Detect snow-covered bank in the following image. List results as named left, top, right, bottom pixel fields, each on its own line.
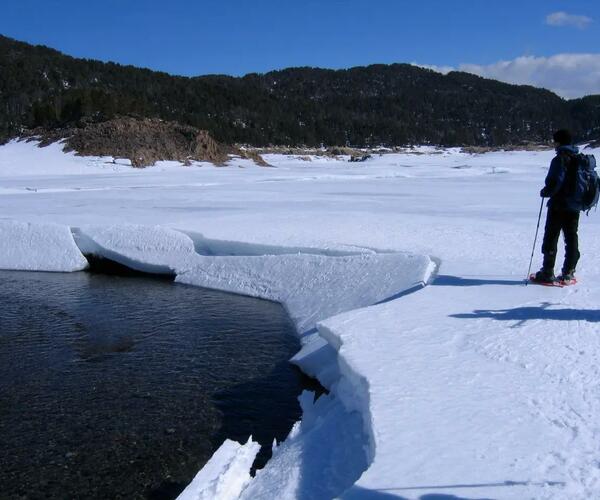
left=3, top=140, right=600, bottom=499
left=0, top=213, right=434, bottom=499
left=330, top=276, right=595, bottom=499
left=177, top=252, right=433, bottom=336
left=73, top=224, right=198, bottom=275
left=178, top=438, right=261, bottom=500
left=0, top=220, right=87, bottom=271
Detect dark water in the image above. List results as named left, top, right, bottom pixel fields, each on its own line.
left=0, top=271, right=305, bottom=500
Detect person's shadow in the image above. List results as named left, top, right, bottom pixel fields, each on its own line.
left=342, top=485, right=487, bottom=499
left=450, top=301, right=600, bottom=325
left=341, top=479, right=565, bottom=499
left=433, top=275, right=524, bottom=287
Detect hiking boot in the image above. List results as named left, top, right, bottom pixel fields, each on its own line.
left=532, top=269, right=555, bottom=283
left=558, top=269, right=576, bottom=283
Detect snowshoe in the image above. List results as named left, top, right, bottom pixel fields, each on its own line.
left=529, top=273, right=577, bottom=288
left=556, top=272, right=577, bottom=286
left=529, top=273, right=560, bottom=287
left=530, top=269, right=556, bottom=284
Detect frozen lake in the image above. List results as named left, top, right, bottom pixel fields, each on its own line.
left=0, top=270, right=305, bottom=499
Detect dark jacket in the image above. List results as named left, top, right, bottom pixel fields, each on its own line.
left=542, top=145, right=580, bottom=212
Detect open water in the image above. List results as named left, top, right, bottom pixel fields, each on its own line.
left=0, top=270, right=305, bottom=499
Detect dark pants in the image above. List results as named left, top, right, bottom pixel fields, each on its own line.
left=541, top=206, right=580, bottom=273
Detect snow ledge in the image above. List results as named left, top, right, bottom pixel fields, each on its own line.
left=0, top=219, right=435, bottom=499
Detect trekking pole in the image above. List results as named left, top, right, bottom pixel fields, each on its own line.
left=525, top=197, right=545, bottom=285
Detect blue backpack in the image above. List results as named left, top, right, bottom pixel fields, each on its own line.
left=573, top=153, right=599, bottom=213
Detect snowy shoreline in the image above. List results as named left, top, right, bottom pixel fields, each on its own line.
left=1, top=217, right=435, bottom=498
left=2, top=140, right=600, bottom=499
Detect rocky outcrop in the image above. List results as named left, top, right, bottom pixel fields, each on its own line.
left=27, top=117, right=269, bottom=167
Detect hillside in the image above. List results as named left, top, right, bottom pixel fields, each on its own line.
left=1, top=34, right=599, bottom=147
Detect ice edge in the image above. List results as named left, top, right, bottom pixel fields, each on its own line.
left=0, top=219, right=435, bottom=499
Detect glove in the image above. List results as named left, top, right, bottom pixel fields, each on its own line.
left=540, top=188, right=549, bottom=198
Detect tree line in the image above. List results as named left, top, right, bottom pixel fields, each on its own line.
left=1, top=34, right=599, bottom=146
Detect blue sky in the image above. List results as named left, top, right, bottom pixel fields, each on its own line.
left=1, top=1, right=599, bottom=96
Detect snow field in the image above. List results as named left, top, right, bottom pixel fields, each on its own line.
left=2, top=140, right=600, bottom=499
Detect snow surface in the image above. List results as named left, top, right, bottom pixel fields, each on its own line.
left=73, top=224, right=198, bottom=275
left=0, top=220, right=88, bottom=272
left=177, top=252, right=433, bottom=336
left=177, top=438, right=260, bottom=500
left=2, top=140, right=600, bottom=499
left=239, top=391, right=369, bottom=500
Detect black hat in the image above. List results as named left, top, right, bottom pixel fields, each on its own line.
left=553, top=129, right=573, bottom=146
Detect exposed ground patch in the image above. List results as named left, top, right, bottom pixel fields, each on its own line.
left=24, top=116, right=269, bottom=167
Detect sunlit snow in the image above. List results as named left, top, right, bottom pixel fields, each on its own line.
left=2, top=139, right=599, bottom=499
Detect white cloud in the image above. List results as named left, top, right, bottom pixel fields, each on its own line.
left=414, top=54, right=600, bottom=99
left=414, top=63, right=454, bottom=74
left=545, top=11, right=592, bottom=29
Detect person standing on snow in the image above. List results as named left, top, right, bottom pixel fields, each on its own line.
left=533, top=129, right=581, bottom=284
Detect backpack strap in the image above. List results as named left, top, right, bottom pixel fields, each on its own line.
left=560, top=150, right=578, bottom=170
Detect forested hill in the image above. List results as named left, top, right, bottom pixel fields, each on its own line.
left=1, top=34, right=599, bottom=147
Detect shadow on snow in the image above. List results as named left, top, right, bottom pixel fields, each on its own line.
left=433, top=274, right=524, bottom=287
left=450, top=301, right=600, bottom=324
left=342, top=479, right=565, bottom=499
